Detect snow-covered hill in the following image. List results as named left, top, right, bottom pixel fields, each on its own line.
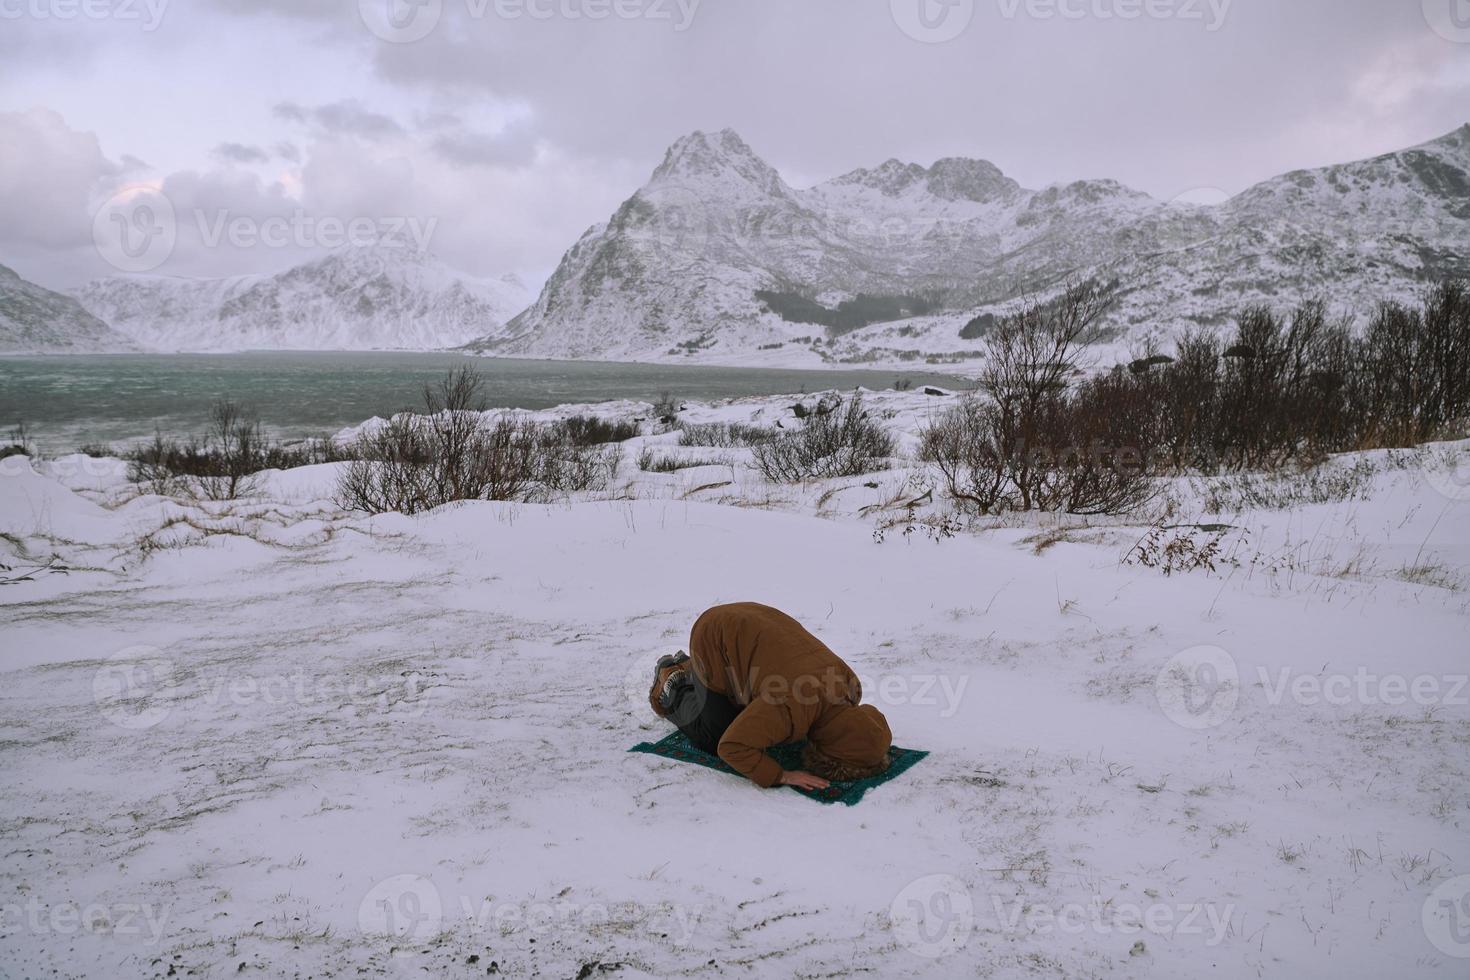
left=0, top=263, right=137, bottom=354
left=476, top=125, right=1470, bottom=365
left=75, top=246, right=531, bottom=352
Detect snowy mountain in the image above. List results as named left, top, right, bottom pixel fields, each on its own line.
left=75, top=246, right=531, bottom=352
left=0, top=263, right=137, bottom=354
left=474, top=125, right=1470, bottom=364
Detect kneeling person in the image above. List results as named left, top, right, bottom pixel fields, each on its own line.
left=649, top=602, right=892, bottom=791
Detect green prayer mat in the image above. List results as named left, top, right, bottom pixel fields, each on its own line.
left=629, top=730, right=929, bottom=806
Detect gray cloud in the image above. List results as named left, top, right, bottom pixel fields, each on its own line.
left=213, top=142, right=271, bottom=164
left=431, top=129, right=539, bottom=168
left=0, top=109, right=120, bottom=250
left=274, top=100, right=407, bottom=140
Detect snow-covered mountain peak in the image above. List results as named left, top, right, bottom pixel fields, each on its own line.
left=828, top=158, right=931, bottom=196
left=1029, top=178, right=1155, bottom=209
left=924, top=157, right=1021, bottom=202
left=824, top=156, right=1019, bottom=203
left=649, top=128, right=789, bottom=196
left=483, top=124, right=1470, bottom=365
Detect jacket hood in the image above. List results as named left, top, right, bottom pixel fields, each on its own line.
left=803, top=703, right=893, bottom=780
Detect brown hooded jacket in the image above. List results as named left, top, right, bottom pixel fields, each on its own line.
left=688, top=602, right=892, bottom=787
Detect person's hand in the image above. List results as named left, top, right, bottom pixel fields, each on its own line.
left=779, top=770, right=830, bottom=791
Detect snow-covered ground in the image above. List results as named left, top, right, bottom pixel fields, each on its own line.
left=2, top=389, right=1468, bottom=979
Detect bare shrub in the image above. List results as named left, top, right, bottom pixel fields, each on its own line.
left=652, top=391, right=682, bottom=428
left=1353, top=280, right=1470, bottom=446
left=554, top=415, right=641, bottom=446
left=125, top=399, right=273, bottom=500
left=335, top=367, right=615, bottom=514
left=1144, top=281, right=1469, bottom=470
left=1124, top=522, right=1241, bottom=576
left=918, top=398, right=1008, bottom=513
left=752, top=394, right=896, bottom=482
left=536, top=428, right=621, bottom=494
left=1, top=421, right=32, bottom=460
left=674, top=420, right=779, bottom=447
left=637, top=447, right=731, bottom=472
left=920, top=282, right=1153, bottom=515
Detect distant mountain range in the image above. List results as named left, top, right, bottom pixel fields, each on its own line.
left=471, top=124, right=1470, bottom=365
left=4, top=124, right=1467, bottom=359
left=0, top=263, right=137, bottom=354
left=69, top=246, right=530, bottom=353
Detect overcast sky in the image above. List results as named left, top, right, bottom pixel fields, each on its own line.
left=2, top=0, right=1468, bottom=289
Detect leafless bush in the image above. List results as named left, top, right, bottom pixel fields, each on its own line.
left=752, top=394, right=896, bottom=482
left=536, top=428, right=621, bottom=494
left=636, top=447, right=731, bottom=472
left=920, top=282, right=1153, bottom=515
left=918, top=397, right=1009, bottom=513
left=1353, top=279, right=1470, bottom=446
left=554, top=415, right=641, bottom=446
left=674, top=420, right=779, bottom=447
left=652, top=391, right=682, bottom=428
left=1141, top=281, right=1469, bottom=470
left=1, top=421, right=32, bottom=460
left=931, top=279, right=1469, bottom=511
left=125, top=399, right=273, bottom=500
left=1124, top=523, right=1241, bottom=576
left=335, top=367, right=615, bottom=514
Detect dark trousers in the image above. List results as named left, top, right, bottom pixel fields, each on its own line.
left=667, top=673, right=742, bottom=755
